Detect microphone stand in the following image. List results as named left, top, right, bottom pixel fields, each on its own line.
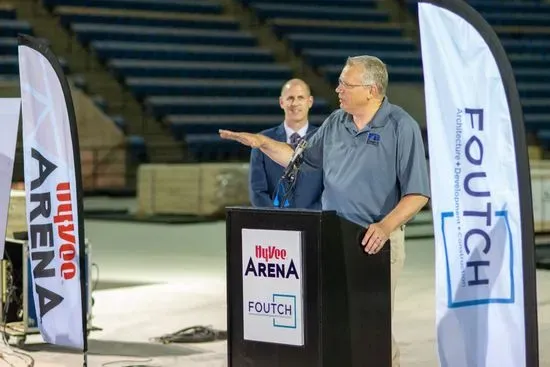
left=273, top=176, right=290, bottom=208
left=273, top=139, right=307, bottom=208
left=277, top=155, right=303, bottom=208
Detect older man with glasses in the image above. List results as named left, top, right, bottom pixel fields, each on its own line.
left=220, top=55, right=430, bottom=367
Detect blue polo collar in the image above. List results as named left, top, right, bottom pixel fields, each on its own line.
left=342, top=97, right=391, bottom=134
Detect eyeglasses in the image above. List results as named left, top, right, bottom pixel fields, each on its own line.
left=338, top=78, right=371, bottom=89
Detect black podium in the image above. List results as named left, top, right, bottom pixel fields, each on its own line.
left=226, top=207, right=391, bottom=367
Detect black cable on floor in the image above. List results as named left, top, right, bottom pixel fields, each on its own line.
left=151, top=325, right=227, bottom=344
left=101, top=358, right=154, bottom=367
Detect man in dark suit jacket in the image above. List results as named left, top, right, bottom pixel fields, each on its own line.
left=249, top=79, right=323, bottom=209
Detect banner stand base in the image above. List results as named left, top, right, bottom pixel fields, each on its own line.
left=0, top=238, right=100, bottom=347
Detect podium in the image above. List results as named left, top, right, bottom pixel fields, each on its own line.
left=226, top=207, right=391, bottom=367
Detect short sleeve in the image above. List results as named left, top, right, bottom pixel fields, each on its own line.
left=396, top=119, right=431, bottom=199
left=301, top=115, right=332, bottom=170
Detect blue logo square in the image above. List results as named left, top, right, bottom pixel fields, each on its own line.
left=367, top=132, right=380, bottom=146
left=272, top=294, right=297, bottom=329
left=440, top=210, right=515, bottom=308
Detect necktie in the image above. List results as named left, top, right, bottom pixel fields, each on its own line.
left=290, top=132, right=301, bottom=149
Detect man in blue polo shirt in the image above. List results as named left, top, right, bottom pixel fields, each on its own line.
left=220, top=55, right=430, bottom=367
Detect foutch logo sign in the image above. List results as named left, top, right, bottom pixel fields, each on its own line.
left=241, top=229, right=304, bottom=346
left=419, top=2, right=535, bottom=364
left=441, top=108, right=514, bottom=308
left=246, top=293, right=298, bottom=329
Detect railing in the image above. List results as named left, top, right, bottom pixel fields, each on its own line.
left=11, top=143, right=129, bottom=194
left=81, top=143, right=128, bottom=193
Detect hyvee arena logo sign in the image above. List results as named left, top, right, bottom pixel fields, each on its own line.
left=241, top=229, right=304, bottom=345
left=28, top=148, right=79, bottom=317
left=441, top=108, right=514, bottom=308
left=244, top=245, right=299, bottom=279
left=244, top=245, right=299, bottom=329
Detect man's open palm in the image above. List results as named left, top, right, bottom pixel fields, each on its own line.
left=219, top=129, right=262, bottom=148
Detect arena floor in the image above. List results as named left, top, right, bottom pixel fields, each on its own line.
left=1, top=213, right=548, bottom=367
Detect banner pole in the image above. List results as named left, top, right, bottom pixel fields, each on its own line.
left=17, top=33, right=89, bottom=354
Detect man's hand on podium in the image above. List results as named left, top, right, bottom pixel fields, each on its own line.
left=361, top=222, right=390, bottom=254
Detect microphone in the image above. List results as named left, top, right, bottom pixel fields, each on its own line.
left=282, top=138, right=308, bottom=181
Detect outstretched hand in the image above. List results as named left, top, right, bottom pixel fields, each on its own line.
left=219, top=129, right=263, bottom=148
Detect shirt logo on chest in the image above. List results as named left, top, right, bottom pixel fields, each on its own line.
left=366, top=132, right=381, bottom=146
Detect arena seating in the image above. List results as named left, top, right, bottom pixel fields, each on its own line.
left=47, top=0, right=332, bottom=162
left=0, top=4, right=61, bottom=79
left=241, top=0, right=422, bottom=87
left=0, top=3, right=150, bottom=167
left=0, top=5, right=28, bottom=78
left=406, top=0, right=550, bottom=148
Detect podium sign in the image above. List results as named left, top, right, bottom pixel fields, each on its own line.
left=227, top=207, right=391, bottom=367
left=241, top=228, right=304, bottom=346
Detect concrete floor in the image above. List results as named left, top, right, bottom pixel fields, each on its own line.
left=0, top=218, right=549, bottom=367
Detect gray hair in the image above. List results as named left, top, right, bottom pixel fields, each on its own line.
left=346, top=55, right=388, bottom=96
